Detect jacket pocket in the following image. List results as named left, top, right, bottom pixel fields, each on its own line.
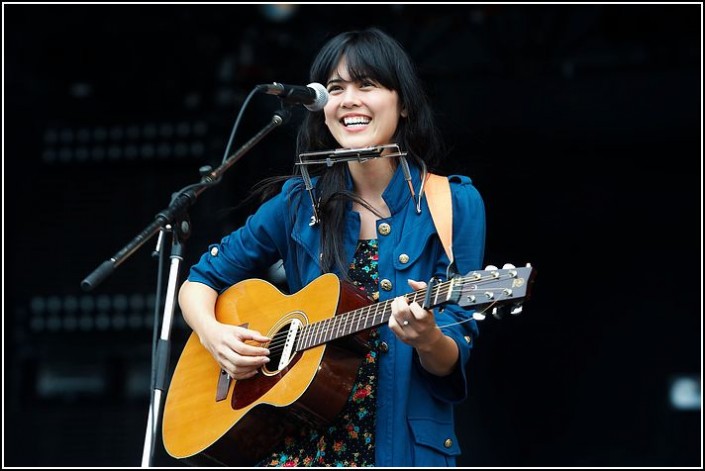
left=408, top=416, right=460, bottom=465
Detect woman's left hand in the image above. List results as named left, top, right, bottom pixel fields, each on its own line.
left=389, top=279, right=444, bottom=349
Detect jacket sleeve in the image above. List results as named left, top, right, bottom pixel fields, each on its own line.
left=414, top=175, right=486, bottom=403
left=186, top=179, right=300, bottom=293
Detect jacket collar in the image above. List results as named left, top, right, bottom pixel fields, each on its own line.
left=381, top=161, right=424, bottom=215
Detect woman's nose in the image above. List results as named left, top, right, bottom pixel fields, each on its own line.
left=340, top=87, right=361, bottom=108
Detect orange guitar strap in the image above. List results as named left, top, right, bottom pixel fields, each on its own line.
left=424, top=173, right=454, bottom=265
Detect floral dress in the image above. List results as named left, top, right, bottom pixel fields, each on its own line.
left=260, top=239, right=381, bottom=467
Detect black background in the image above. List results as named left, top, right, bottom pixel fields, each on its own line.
left=4, top=4, right=701, bottom=467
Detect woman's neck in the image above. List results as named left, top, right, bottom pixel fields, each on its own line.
left=347, top=158, right=395, bottom=199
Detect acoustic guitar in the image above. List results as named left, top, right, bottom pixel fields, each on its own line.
left=162, top=265, right=535, bottom=466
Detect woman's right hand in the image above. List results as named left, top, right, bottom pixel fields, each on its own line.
left=199, top=320, right=271, bottom=380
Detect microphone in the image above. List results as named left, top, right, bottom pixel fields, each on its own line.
left=257, top=82, right=328, bottom=111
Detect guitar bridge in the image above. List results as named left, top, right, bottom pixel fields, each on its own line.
left=215, top=369, right=231, bottom=402
left=278, top=319, right=302, bottom=370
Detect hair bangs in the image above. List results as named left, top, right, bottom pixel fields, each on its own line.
left=310, top=32, right=399, bottom=92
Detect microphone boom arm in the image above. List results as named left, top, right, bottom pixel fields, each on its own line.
left=81, top=108, right=291, bottom=292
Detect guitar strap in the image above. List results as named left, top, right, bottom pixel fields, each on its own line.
left=424, top=173, right=454, bottom=268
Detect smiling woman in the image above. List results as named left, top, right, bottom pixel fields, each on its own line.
left=172, top=27, right=486, bottom=467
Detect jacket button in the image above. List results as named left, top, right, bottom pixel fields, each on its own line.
left=380, top=279, right=393, bottom=291
left=210, top=247, right=219, bottom=257
left=444, top=438, right=453, bottom=448
left=378, top=223, right=391, bottom=236
left=379, top=342, right=389, bottom=353
left=398, top=253, right=409, bottom=264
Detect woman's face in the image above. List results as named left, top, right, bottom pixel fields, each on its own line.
left=323, top=57, right=405, bottom=149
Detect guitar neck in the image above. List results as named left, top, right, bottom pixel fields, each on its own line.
left=294, top=265, right=534, bottom=352
left=296, top=281, right=449, bottom=351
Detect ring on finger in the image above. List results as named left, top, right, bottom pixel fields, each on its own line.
left=402, top=320, right=410, bottom=327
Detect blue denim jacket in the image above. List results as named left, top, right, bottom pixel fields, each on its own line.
left=188, top=163, right=485, bottom=466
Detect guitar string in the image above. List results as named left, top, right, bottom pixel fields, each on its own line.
left=265, top=283, right=505, bottom=355
left=264, top=274, right=515, bottom=355
left=263, top=274, right=513, bottom=354
left=264, top=287, right=429, bottom=354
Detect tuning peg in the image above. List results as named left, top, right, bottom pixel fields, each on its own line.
left=510, top=303, right=523, bottom=315
left=502, top=263, right=516, bottom=269
left=484, top=264, right=498, bottom=271
left=491, top=306, right=504, bottom=320
left=472, top=311, right=486, bottom=321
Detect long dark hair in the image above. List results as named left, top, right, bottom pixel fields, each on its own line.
left=301, top=28, right=445, bottom=276
left=255, top=28, right=445, bottom=277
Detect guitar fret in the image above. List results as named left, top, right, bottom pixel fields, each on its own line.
left=359, top=307, right=367, bottom=332
left=335, top=313, right=343, bottom=338
left=298, top=327, right=307, bottom=350
left=342, top=312, right=349, bottom=336
left=346, top=311, right=355, bottom=336
left=332, top=314, right=340, bottom=339
left=330, top=315, right=338, bottom=341
left=308, top=326, right=315, bottom=349
left=324, top=318, right=332, bottom=343
left=378, top=302, right=386, bottom=327
left=303, top=324, right=311, bottom=350
left=323, top=318, right=332, bottom=343
left=340, top=312, right=348, bottom=337
left=324, top=317, right=332, bottom=344
left=314, top=319, right=323, bottom=346
left=348, top=311, right=356, bottom=336
left=307, top=321, right=315, bottom=348
left=337, top=313, right=345, bottom=337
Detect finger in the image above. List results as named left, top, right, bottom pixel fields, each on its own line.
left=238, top=328, right=271, bottom=343
left=391, top=296, right=411, bottom=326
left=235, top=342, right=271, bottom=357
left=407, top=279, right=428, bottom=290
left=389, top=298, right=407, bottom=331
left=408, top=301, right=433, bottom=323
left=230, top=327, right=270, bottom=355
left=234, top=354, right=271, bottom=368
left=228, top=367, right=260, bottom=381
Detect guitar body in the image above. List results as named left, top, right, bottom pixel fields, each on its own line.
left=162, top=273, right=373, bottom=466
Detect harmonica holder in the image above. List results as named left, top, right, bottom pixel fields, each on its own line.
left=296, top=144, right=426, bottom=225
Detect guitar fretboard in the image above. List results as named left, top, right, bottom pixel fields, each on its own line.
left=295, top=281, right=450, bottom=351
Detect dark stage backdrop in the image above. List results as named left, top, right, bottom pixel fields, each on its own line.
left=4, top=4, right=701, bottom=467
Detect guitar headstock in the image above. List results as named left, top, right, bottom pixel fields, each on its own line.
left=452, top=263, right=536, bottom=320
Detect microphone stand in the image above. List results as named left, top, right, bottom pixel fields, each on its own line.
left=80, top=107, right=292, bottom=467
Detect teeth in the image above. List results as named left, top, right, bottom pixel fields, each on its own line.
left=343, top=117, right=370, bottom=126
